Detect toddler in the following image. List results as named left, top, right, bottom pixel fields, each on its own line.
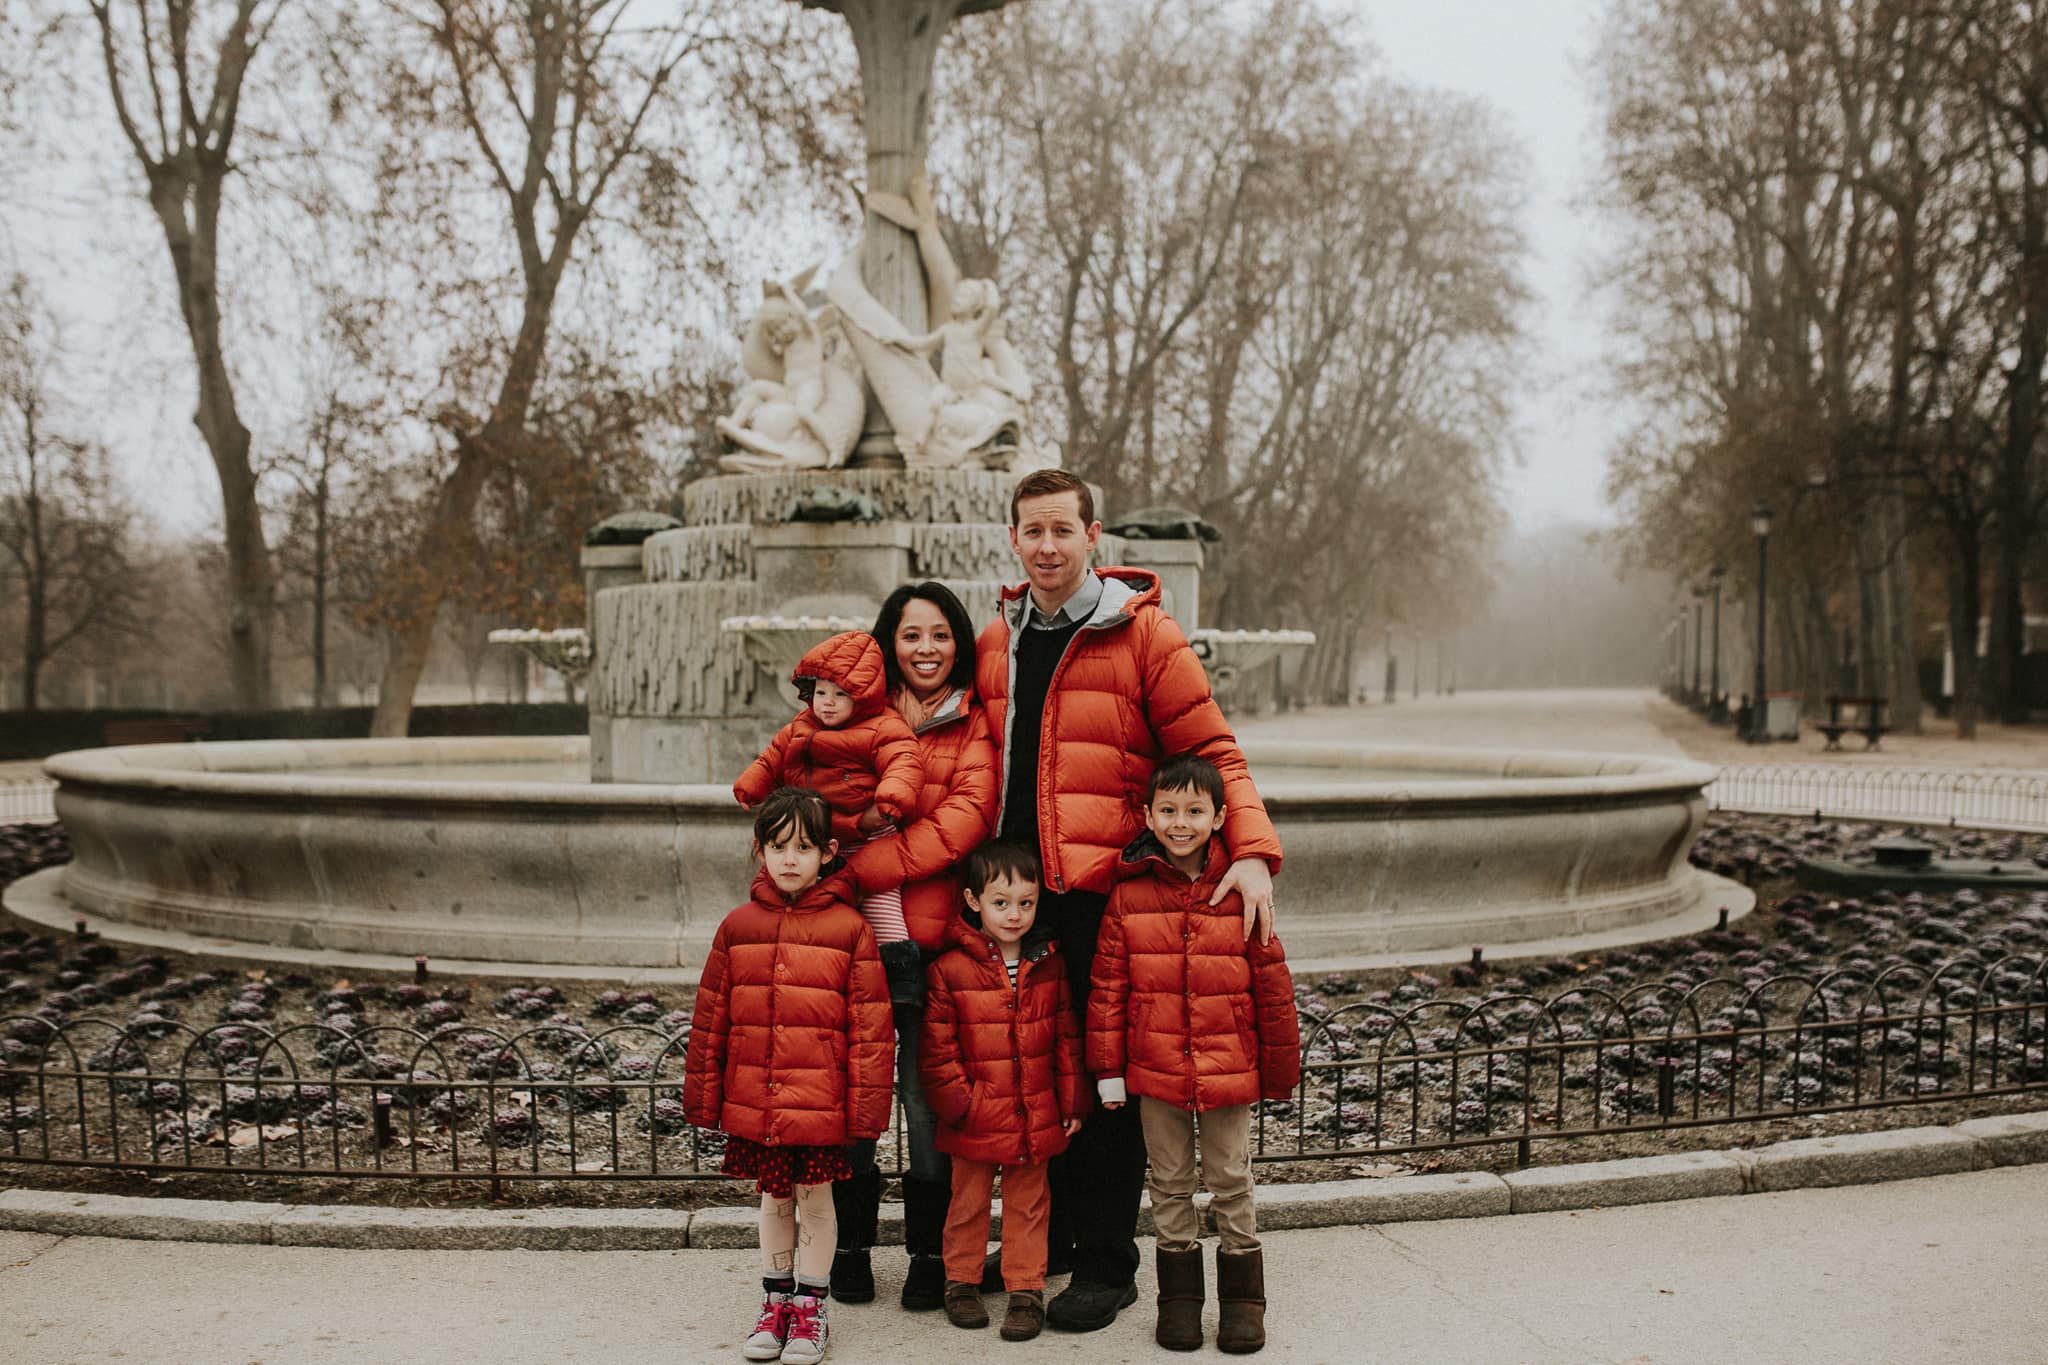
left=919, top=841, right=1088, bottom=1342
left=735, top=630, right=925, bottom=941
left=1088, top=753, right=1299, bottom=1354
left=683, top=786, right=895, bottom=1364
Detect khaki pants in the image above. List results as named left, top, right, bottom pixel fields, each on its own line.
left=1139, top=1097, right=1259, bottom=1252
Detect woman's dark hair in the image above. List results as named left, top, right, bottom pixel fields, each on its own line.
left=752, top=787, right=834, bottom=850
left=871, top=581, right=977, bottom=696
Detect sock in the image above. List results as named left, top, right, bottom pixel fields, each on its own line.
left=795, top=1277, right=831, bottom=1302
left=763, top=1275, right=795, bottom=1297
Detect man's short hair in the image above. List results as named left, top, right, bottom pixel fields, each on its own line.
left=1145, top=752, right=1225, bottom=808
left=1010, top=469, right=1095, bottom=528
left=752, top=786, right=833, bottom=849
left=963, top=839, right=1042, bottom=895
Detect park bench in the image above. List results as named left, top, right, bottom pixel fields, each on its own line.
left=1816, top=695, right=1890, bottom=752
left=101, top=717, right=211, bottom=747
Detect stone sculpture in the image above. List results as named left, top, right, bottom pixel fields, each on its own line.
left=716, top=271, right=865, bottom=474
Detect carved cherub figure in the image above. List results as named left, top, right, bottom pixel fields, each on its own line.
left=717, top=269, right=864, bottom=473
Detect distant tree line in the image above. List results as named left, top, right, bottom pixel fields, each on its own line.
left=1597, top=0, right=2048, bottom=735
left=0, top=0, right=1529, bottom=720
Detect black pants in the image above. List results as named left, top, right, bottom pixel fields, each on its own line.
left=1040, top=887, right=1148, bottom=1288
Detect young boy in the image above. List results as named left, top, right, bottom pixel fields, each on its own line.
left=735, top=630, right=925, bottom=939
left=1088, top=754, right=1300, bottom=1355
left=919, top=841, right=1089, bottom=1342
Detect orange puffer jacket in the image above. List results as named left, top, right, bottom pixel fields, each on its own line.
left=682, top=865, right=895, bottom=1147
left=974, top=569, right=1283, bottom=896
left=734, top=631, right=924, bottom=846
left=1087, top=834, right=1300, bottom=1112
left=845, top=687, right=998, bottom=949
left=919, top=914, right=1090, bottom=1166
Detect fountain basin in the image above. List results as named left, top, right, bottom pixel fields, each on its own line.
left=29, top=737, right=1722, bottom=968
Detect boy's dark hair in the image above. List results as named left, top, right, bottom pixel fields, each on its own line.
left=871, top=581, right=978, bottom=696
left=963, top=839, right=1041, bottom=895
left=1009, top=469, right=1095, bottom=528
left=752, top=786, right=833, bottom=850
left=1145, top=752, right=1225, bottom=808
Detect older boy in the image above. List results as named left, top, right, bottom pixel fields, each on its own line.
left=974, top=468, right=1282, bottom=1332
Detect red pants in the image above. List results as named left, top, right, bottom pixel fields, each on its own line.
left=942, top=1156, right=1051, bottom=1291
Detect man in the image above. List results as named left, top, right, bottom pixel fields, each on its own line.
left=975, top=468, right=1280, bottom=1333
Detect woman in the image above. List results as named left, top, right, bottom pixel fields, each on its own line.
left=830, top=581, right=998, bottom=1310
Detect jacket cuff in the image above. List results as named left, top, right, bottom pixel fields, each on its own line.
left=1097, top=1077, right=1127, bottom=1104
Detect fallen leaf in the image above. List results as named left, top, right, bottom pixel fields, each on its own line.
left=574, top=1160, right=613, bottom=1173
left=225, top=1122, right=298, bottom=1149
left=1346, top=1163, right=1405, bottom=1179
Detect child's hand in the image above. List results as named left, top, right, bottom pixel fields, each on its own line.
left=856, top=804, right=890, bottom=835
left=1098, top=1102, right=1121, bottom=1112
left=1064, top=1117, right=1085, bottom=1133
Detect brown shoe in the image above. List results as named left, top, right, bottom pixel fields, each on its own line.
left=944, top=1280, right=990, bottom=1329
left=1215, top=1247, right=1267, bottom=1354
left=999, top=1289, right=1045, bottom=1341
left=1154, top=1245, right=1205, bottom=1351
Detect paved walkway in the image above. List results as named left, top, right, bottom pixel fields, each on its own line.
left=0, top=1164, right=2039, bottom=1363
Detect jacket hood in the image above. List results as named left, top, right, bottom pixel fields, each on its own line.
left=997, top=568, right=1160, bottom=633
left=1115, top=827, right=1229, bottom=888
left=793, top=631, right=889, bottom=713
left=749, top=860, right=856, bottom=912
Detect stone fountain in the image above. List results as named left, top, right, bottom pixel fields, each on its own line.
left=11, top=0, right=1736, bottom=971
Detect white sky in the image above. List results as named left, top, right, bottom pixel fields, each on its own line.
left=1359, top=0, right=1620, bottom=532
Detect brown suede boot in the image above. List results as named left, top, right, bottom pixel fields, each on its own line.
left=1215, top=1247, right=1267, bottom=1354
left=1153, top=1245, right=1205, bottom=1351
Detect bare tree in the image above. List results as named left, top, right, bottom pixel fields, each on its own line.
left=88, top=0, right=284, bottom=708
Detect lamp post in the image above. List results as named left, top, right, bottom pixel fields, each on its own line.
left=1674, top=607, right=1688, bottom=699
left=1748, top=502, right=1774, bottom=742
left=1708, top=563, right=1726, bottom=722
left=1691, top=589, right=1706, bottom=707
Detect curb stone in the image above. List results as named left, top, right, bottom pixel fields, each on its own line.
left=1, top=1109, right=2042, bottom=1250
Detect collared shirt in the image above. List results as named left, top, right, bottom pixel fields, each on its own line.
left=1023, top=570, right=1104, bottom=632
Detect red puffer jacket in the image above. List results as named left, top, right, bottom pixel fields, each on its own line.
left=734, top=631, right=924, bottom=846
left=1087, top=834, right=1300, bottom=1112
left=683, top=865, right=894, bottom=1146
left=845, top=687, right=998, bottom=948
left=974, top=569, right=1283, bottom=896
left=920, top=914, right=1090, bottom=1165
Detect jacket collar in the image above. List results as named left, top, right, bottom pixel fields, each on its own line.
left=906, top=684, right=974, bottom=736
left=945, top=905, right=1057, bottom=965
left=999, top=567, right=1158, bottom=636
left=1115, top=828, right=1229, bottom=891
left=749, top=861, right=856, bottom=913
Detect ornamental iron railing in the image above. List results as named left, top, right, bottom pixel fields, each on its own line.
left=1707, top=765, right=2048, bottom=833
left=4, top=956, right=2042, bottom=1187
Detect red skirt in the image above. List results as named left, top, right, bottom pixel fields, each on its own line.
left=721, top=1136, right=854, bottom=1197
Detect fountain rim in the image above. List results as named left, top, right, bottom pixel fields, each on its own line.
left=44, top=735, right=1716, bottom=811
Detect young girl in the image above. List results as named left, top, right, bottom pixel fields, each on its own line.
left=684, top=787, right=895, bottom=1364
left=735, top=631, right=925, bottom=941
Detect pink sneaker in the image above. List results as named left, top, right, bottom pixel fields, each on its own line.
left=742, top=1291, right=790, bottom=1361
left=780, top=1293, right=830, bottom=1364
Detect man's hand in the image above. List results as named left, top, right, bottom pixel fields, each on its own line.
left=1064, top=1117, right=1085, bottom=1133
left=855, top=803, right=891, bottom=835
left=1214, top=857, right=1275, bottom=945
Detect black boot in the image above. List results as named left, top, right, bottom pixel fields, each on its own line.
left=899, top=1176, right=948, bottom=1311
left=829, top=1167, right=882, bottom=1303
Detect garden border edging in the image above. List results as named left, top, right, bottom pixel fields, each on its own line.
left=4, top=1110, right=2044, bottom=1250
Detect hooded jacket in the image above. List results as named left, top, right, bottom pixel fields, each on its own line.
left=734, top=631, right=925, bottom=846
left=973, top=568, right=1283, bottom=897
left=845, top=686, right=998, bottom=949
left=682, top=864, right=894, bottom=1147
left=1086, top=832, right=1300, bottom=1112
left=919, top=911, right=1090, bottom=1165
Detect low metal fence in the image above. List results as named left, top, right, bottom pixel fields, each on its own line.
left=1706, top=764, right=2048, bottom=832
left=5, top=956, right=2042, bottom=1186
left=0, top=780, right=57, bottom=825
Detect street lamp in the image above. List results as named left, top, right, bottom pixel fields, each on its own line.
left=1748, top=502, right=1774, bottom=742
left=1708, top=563, right=1726, bottom=721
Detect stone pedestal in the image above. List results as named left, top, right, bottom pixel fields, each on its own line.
left=1119, top=539, right=1205, bottom=630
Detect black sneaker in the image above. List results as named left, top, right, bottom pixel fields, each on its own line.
left=900, top=1254, right=945, bottom=1311
left=830, top=1248, right=875, bottom=1304
left=1044, top=1279, right=1138, bottom=1333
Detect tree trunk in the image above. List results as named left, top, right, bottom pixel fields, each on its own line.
left=368, top=436, right=494, bottom=737
left=1948, top=531, right=1984, bottom=739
